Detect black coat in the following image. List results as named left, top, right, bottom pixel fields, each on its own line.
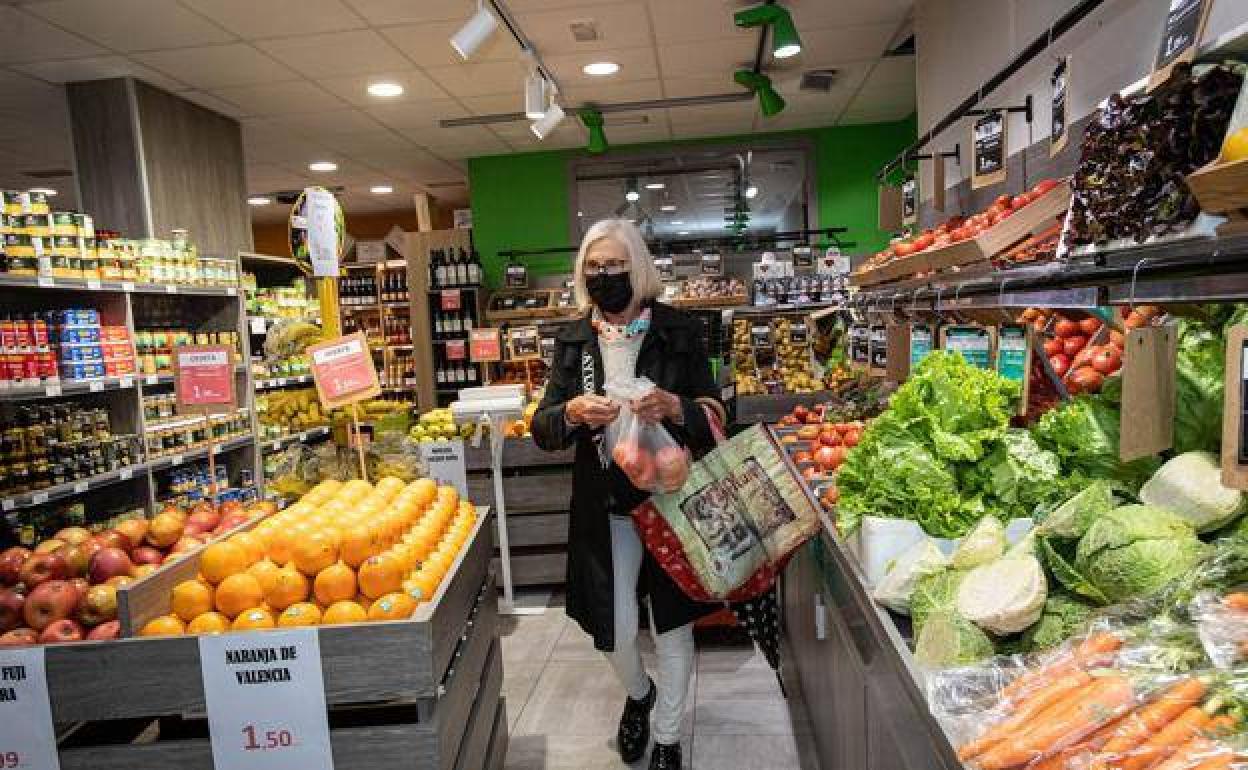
left=530, top=301, right=723, bottom=651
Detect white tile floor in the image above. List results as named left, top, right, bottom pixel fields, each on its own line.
left=498, top=594, right=817, bottom=770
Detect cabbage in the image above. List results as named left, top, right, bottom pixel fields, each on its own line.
left=1140, top=451, right=1246, bottom=533
left=914, top=611, right=995, bottom=667
left=956, top=555, right=1048, bottom=635
left=951, top=516, right=1005, bottom=569
left=1036, top=481, right=1116, bottom=540
left=873, top=539, right=950, bottom=614
left=911, top=569, right=968, bottom=633
left=1038, top=536, right=1110, bottom=605
left=1075, top=505, right=1209, bottom=603
left=1021, top=591, right=1098, bottom=652
left=1031, top=395, right=1160, bottom=493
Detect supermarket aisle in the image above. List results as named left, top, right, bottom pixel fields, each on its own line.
left=499, top=594, right=817, bottom=770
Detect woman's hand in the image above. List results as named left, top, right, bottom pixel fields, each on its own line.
left=565, top=394, right=620, bottom=428
left=633, top=387, right=683, bottom=425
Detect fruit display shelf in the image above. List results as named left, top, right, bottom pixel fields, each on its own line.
left=0, top=374, right=137, bottom=401
left=47, top=508, right=504, bottom=770
left=253, top=373, right=314, bottom=391
left=260, top=425, right=331, bottom=454
left=0, top=273, right=241, bottom=297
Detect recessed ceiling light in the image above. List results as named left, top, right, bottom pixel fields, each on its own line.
left=582, top=61, right=619, bottom=76
left=644, top=182, right=665, bottom=190
left=29, top=187, right=57, bottom=196
left=625, top=190, right=640, bottom=202
left=671, top=220, right=684, bottom=225
left=678, top=230, right=691, bottom=235
left=309, top=161, right=337, bottom=172
left=247, top=196, right=272, bottom=206
left=367, top=81, right=404, bottom=98
left=659, top=204, right=676, bottom=212
left=370, top=185, right=393, bottom=194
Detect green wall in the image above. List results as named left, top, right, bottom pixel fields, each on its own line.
left=467, top=116, right=915, bottom=286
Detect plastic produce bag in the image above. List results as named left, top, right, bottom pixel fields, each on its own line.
left=603, top=377, right=690, bottom=493
left=1191, top=589, right=1248, bottom=669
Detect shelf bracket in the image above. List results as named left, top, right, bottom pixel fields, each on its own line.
left=967, top=94, right=1034, bottom=124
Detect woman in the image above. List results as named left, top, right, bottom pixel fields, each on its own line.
left=531, top=219, right=725, bottom=769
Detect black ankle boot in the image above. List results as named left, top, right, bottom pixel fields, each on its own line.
left=649, top=742, right=681, bottom=769
left=617, top=678, right=655, bottom=763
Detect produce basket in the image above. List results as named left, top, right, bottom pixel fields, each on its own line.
left=1186, top=156, right=1248, bottom=227
left=923, top=179, right=1072, bottom=275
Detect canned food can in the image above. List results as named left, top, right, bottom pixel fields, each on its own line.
left=14, top=319, right=33, bottom=349
left=2, top=191, right=29, bottom=216
left=26, top=192, right=49, bottom=216
left=30, top=318, right=47, bottom=348
left=0, top=318, right=16, bottom=351
left=37, top=352, right=57, bottom=380
left=85, top=362, right=105, bottom=378
left=7, top=354, right=25, bottom=382
left=50, top=212, right=75, bottom=236
left=64, top=362, right=86, bottom=381
left=21, top=352, right=38, bottom=381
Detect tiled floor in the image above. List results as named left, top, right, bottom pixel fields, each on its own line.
left=499, top=594, right=818, bottom=770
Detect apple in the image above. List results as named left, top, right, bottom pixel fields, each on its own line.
left=24, top=580, right=77, bottom=630
left=219, top=499, right=245, bottom=518
left=86, top=620, right=120, bottom=641
left=113, top=518, right=149, bottom=550
left=34, top=538, right=66, bottom=555
left=185, top=508, right=220, bottom=535
left=146, top=511, right=184, bottom=548
left=0, top=546, right=31, bottom=585
left=0, top=588, right=24, bottom=633
left=76, top=584, right=118, bottom=627
left=818, top=431, right=841, bottom=448
left=105, top=575, right=134, bottom=589
left=795, top=425, right=819, bottom=441
left=58, top=543, right=93, bottom=577
left=68, top=578, right=89, bottom=604
left=0, top=628, right=37, bottom=646
left=38, top=618, right=83, bottom=644
left=19, top=551, right=70, bottom=588
left=130, top=564, right=157, bottom=579
left=88, top=547, right=134, bottom=585
left=171, top=536, right=204, bottom=554
left=54, top=527, right=92, bottom=546
left=92, top=530, right=131, bottom=554
left=131, top=546, right=164, bottom=566
left=216, top=513, right=249, bottom=534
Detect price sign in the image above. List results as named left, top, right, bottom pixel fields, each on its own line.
left=469, top=328, right=502, bottom=363
left=440, top=289, right=461, bottom=311
left=445, top=338, right=466, bottom=361
left=943, top=325, right=993, bottom=369
left=174, top=344, right=237, bottom=414
left=304, top=188, right=340, bottom=278
left=540, top=335, right=557, bottom=364
left=789, top=322, right=809, bottom=345
left=0, top=646, right=60, bottom=770
left=910, top=323, right=935, bottom=371
left=507, top=326, right=541, bottom=361
left=996, top=324, right=1029, bottom=383
left=504, top=262, right=528, bottom=289
left=971, top=110, right=1007, bottom=189
left=869, top=325, right=889, bottom=371
left=901, top=177, right=917, bottom=225
left=792, top=246, right=813, bottom=269
left=417, top=439, right=468, bottom=500
left=817, top=248, right=849, bottom=276
left=1152, top=0, right=1210, bottom=86
left=654, top=257, right=674, bottom=280
left=1050, top=57, right=1070, bottom=156
left=307, top=332, right=380, bottom=409
left=750, top=323, right=773, bottom=349
left=199, top=629, right=333, bottom=770
left=700, top=253, right=722, bottom=276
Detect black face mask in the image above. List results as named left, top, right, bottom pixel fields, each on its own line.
left=586, top=272, right=633, bottom=314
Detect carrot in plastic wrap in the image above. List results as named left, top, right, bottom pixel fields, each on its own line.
left=957, top=669, right=1093, bottom=761
left=1146, top=715, right=1238, bottom=770
left=999, top=632, right=1122, bottom=704
left=1116, top=708, right=1227, bottom=770
left=1087, top=678, right=1209, bottom=769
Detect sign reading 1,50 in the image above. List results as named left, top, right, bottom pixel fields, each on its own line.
left=0, top=751, right=21, bottom=768
left=242, top=724, right=295, bottom=751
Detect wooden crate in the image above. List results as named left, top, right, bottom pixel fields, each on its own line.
left=1187, top=156, right=1248, bottom=216
left=924, top=179, right=1072, bottom=274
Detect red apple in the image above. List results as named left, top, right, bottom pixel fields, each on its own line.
left=219, top=499, right=245, bottom=518
left=54, top=526, right=92, bottom=546
left=0, top=588, right=24, bottom=633
left=19, top=551, right=70, bottom=588
left=33, top=538, right=65, bottom=555
left=38, top=618, right=83, bottom=644
left=68, top=578, right=89, bottom=604
left=184, top=509, right=220, bottom=535
left=76, top=584, right=118, bottom=627
left=0, top=628, right=37, bottom=646
left=113, top=518, right=149, bottom=550
left=92, top=530, right=131, bottom=554
left=131, top=546, right=164, bottom=566
left=0, top=546, right=31, bottom=585
left=86, top=619, right=120, bottom=640
left=58, top=543, right=92, bottom=577
left=88, top=547, right=134, bottom=585
left=23, top=580, right=77, bottom=630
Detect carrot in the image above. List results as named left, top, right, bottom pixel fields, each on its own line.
left=977, top=675, right=1135, bottom=770
left=1091, top=678, right=1208, bottom=764
left=1149, top=720, right=1238, bottom=770
left=1221, top=592, right=1248, bottom=611
left=1115, top=709, right=1226, bottom=770
left=1001, top=632, right=1122, bottom=702
left=1029, top=714, right=1130, bottom=770
left=957, top=669, right=1093, bottom=760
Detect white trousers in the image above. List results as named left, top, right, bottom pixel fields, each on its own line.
left=605, top=515, right=695, bottom=746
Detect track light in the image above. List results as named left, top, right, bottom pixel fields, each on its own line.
left=734, top=70, right=786, bottom=117
left=579, top=109, right=608, bottom=154
left=451, top=2, right=498, bottom=60
left=733, top=4, right=802, bottom=59
left=524, top=70, right=547, bottom=120
left=625, top=177, right=639, bottom=202
left=530, top=102, right=566, bottom=139
left=745, top=184, right=758, bottom=199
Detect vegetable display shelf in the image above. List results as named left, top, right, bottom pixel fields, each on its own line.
left=782, top=515, right=961, bottom=770
left=51, top=509, right=506, bottom=770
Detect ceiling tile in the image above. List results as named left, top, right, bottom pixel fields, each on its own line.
left=379, top=20, right=520, bottom=68
left=646, top=0, right=742, bottom=44
left=317, top=70, right=449, bottom=106
left=839, top=103, right=915, bottom=125
left=257, top=29, right=411, bottom=79
left=423, top=60, right=527, bottom=98
left=781, top=23, right=898, bottom=67
left=178, top=90, right=248, bottom=118
left=317, top=129, right=414, bottom=155
left=559, top=78, right=663, bottom=105
left=658, top=38, right=754, bottom=78
left=505, top=0, right=628, bottom=10
left=27, top=0, right=235, bottom=52
left=514, top=2, right=653, bottom=54
left=368, top=99, right=469, bottom=131
left=212, top=80, right=349, bottom=116
left=133, top=44, right=297, bottom=90
left=785, top=0, right=912, bottom=30
left=339, top=0, right=475, bottom=25
left=544, top=46, right=659, bottom=85
left=0, top=7, right=106, bottom=64
left=406, top=125, right=511, bottom=157
left=12, top=56, right=187, bottom=92
left=661, top=74, right=746, bottom=99
left=601, top=121, right=671, bottom=146
left=860, top=54, right=916, bottom=90
left=666, top=101, right=756, bottom=128
left=266, top=108, right=388, bottom=136
left=180, top=0, right=366, bottom=39
left=459, top=93, right=526, bottom=117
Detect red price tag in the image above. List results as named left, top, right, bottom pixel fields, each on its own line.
left=446, top=338, right=466, bottom=361
left=469, top=328, right=501, bottom=363
left=440, top=289, right=461, bottom=311
left=308, top=332, right=381, bottom=409
left=242, top=724, right=296, bottom=751
left=174, top=344, right=236, bottom=413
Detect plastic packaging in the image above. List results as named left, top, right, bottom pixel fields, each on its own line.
left=603, top=377, right=690, bottom=493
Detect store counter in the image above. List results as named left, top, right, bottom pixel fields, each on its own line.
left=783, top=515, right=960, bottom=770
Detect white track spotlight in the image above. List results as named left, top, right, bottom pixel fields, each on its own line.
left=530, top=102, right=566, bottom=139
left=524, top=70, right=547, bottom=120
left=451, top=2, right=498, bottom=60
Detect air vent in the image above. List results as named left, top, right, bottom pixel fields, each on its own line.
left=22, top=169, right=72, bottom=179
left=569, top=20, right=599, bottom=42
left=799, top=69, right=840, bottom=92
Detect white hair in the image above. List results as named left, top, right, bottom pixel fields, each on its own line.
left=572, top=218, right=662, bottom=313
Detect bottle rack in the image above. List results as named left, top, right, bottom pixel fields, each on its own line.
left=338, top=260, right=417, bottom=396
left=427, top=245, right=485, bottom=405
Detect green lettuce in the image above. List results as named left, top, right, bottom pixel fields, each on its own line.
left=1031, top=394, right=1159, bottom=492
left=961, top=430, right=1064, bottom=522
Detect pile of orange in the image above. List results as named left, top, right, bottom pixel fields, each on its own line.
left=140, top=476, right=477, bottom=636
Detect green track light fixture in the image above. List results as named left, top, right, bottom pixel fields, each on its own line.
left=733, top=3, right=802, bottom=59
left=734, top=70, right=786, bottom=117
left=578, top=109, right=608, bottom=154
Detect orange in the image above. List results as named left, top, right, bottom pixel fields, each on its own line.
left=313, top=562, right=357, bottom=606
left=265, top=566, right=310, bottom=611
left=200, top=541, right=249, bottom=585
left=339, top=524, right=378, bottom=568
left=435, top=485, right=459, bottom=509
left=187, top=611, right=230, bottom=634
left=409, top=570, right=439, bottom=601
left=278, top=602, right=322, bottom=628
left=215, top=573, right=265, bottom=618
left=140, top=614, right=186, bottom=637
left=232, top=607, right=276, bottom=631
left=368, top=592, right=417, bottom=622
left=321, top=600, right=367, bottom=626
left=266, top=528, right=296, bottom=566
left=1222, top=127, right=1248, bottom=163
left=291, top=530, right=339, bottom=576
left=248, top=559, right=282, bottom=595
left=229, top=532, right=265, bottom=564
left=409, top=478, right=437, bottom=508
left=357, top=554, right=403, bottom=599
left=171, top=579, right=215, bottom=622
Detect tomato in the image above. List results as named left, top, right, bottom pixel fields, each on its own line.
left=821, top=486, right=839, bottom=505
left=934, top=235, right=951, bottom=248
left=1062, top=335, right=1088, bottom=356
left=1049, top=354, right=1071, bottom=377
left=1109, top=330, right=1125, bottom=347
left=792, top=405, right=808, bottom=421
left=1070, top=367, right=1105, bottom=394
left=828, top=446, right=849, bottom=469
left=792, top=450, right=812, bottom=464
left=819, top=429, right=840, bottom=447
left=1033, top=178, right=1059, bottom=195
left=1041, top=338, right=1061, bottom=357
left=1124, top=312, right=1147, bottom=330
left=994, top=194, right=1012, bottom=209
left=841, top=429, right=861, bottom=448
left=1078, top=317, right=1101, bottom=336
left=1011, top=194, right=1030, bottom=210
left=912, top=233, right=935, bottom=251
left=1021, top=308, right=1040, bottom=321
left=893, top=241, right=917, bottom=257
left=1053, top=319, right=1080, bottom=338
left=1091, top=347, right=1122, bottom=375
left=802, top=466, right=821, bottom=482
